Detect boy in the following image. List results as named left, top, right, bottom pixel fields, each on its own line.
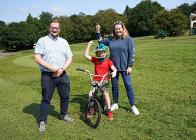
left=84, top=41, right=117, bottom=121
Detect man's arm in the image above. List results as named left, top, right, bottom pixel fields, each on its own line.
left=62, top=56, right=72, bottom=71
left=53, top=56, right=73, bottom=77
left=53, top=56, right=72, bottom=77
left=34, top=53, right=58, bottom=72
left=84, top=41, right=93, bottom=61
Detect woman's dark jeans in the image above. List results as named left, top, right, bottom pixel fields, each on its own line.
left=111, top=71, right=135, bottom=106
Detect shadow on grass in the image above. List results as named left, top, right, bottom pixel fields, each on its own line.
left=70, top=93, right=131, bottom=113
left=118, top=105, right=130, bottom=112
left=70, top=93, right=108, bottom=129
left=23, top=103, right=59, bottom=123
left=70, top=93, right=88, bottom=114
left=70, top=93, right=95, bottom=127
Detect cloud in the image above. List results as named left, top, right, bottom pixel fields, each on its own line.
left=50, top=6, right=67, bottom=16
left=18, top=7, right=29, bottom=14
left=18, top=5, right=39, bottom=14
left=17, top=5, right=69, bottom=18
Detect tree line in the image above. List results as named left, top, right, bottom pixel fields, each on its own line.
left=0, top=0, right=195, bottom=51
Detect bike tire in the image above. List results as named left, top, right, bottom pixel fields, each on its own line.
left=84, top=98, right=101, bottom=128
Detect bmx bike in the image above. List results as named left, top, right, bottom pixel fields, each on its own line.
left=76, top=68, right=110, bottom=128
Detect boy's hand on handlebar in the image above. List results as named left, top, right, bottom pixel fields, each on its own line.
left=111, top=71, right=116, bottom=78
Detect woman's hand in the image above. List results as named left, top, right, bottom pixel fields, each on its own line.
left=127, top=67, right=133, bottom=75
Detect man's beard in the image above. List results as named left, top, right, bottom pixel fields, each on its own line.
left=50, top=32, right=58, bottom=38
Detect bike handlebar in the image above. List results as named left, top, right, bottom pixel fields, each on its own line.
left=76, top=68, right=110, bottom=86
left=76, top=68, right=87, bottom=72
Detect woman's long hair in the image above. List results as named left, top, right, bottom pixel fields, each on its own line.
left=112, top=21, right=129, bottom=40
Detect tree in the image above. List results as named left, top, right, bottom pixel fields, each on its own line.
left=153, top=9, right=187, bottom=36
left=123, top=5, right=130, bottom=16
left=0, top=21, right=7, bottom=49
left=177, top=3, right=191, bottom=17
left=69, top=13, right=95, bottom=43
left=26, top=14, right=40, bottom=40
left=94, top=9, right=126, bottom=35
left=38, top=12, right=53, bottom=36
left=127, top=0, right=164, bottom=36
left=57, top=14, right=95, bottom=43
left=191, top=2, right=196, bottom=13
left=57, top=16, right=74, bottom=42
left=1, top=21, right=37, bottom=51
left=177, top=3, right=193, bottom=28
left=0, top=21, right=6, bottom=36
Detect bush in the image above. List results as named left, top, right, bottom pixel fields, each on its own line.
left=154, top=30, right=168, bottom=39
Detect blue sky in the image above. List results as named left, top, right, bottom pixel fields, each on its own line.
left=1, top=0, right=195, bottom=23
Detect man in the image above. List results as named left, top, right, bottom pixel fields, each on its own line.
left=34, top=20, right=73, bottom=133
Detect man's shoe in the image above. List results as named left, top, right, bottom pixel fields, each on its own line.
left=111, top=103, right=119, bottom=111
left=61, top=115, right=74, bottom=123
left=39, top=121, right=46, bottom=133
left=107, top=111, right=113, bottom=121
left=131, top=105, right=139, bottom=115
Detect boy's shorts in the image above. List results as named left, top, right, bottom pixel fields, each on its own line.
left=92, top=80, right=109, bottom=93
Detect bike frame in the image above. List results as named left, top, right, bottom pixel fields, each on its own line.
left=76, top=68, right=109, bottom=93
left=77, top=68, right=111, bottom=128
left=76, top=68, right=110, bottom=110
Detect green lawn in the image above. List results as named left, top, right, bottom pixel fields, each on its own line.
left=0, top=36, right=196, bottom=140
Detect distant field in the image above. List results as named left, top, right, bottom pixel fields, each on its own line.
left=0, top=36, right=195, bottom=140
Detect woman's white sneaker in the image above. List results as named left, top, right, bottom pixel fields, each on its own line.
left=111, top=103, right=119, bottom=111
left=131, top=106, right=139, bottom=115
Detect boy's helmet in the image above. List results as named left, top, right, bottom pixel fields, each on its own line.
left=94, top=44, right=107, bottom=62
left=95, top=43, right=107, bottom=52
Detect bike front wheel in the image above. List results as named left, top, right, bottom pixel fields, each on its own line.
left=84, top=98, right=101, bottom=128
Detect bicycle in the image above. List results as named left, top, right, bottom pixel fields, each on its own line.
left=76, top=68, right=110, bottom=128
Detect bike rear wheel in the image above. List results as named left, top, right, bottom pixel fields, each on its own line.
left=84, top=98, right=101, bottom=128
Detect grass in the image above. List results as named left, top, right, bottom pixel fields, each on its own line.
left=0, top=36, right=196, bottom=140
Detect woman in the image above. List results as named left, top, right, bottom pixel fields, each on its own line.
left=100, top=21, right=139, bottom=115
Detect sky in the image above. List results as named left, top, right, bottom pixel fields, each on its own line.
left=1, top=0, right=195, bottom=23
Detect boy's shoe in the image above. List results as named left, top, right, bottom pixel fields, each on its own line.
left=61, top=115, right=74, bottom=123
left=111, top=103, right=119, bottom=111
left=131, top=105, right=139, bottom=115
left=107, top=111, right=113, bottom=121
left=86, top=112, right=92, bottom=119
left=86, top=106, right=95, bottom=119
left=39, top=121, right=46, bottom=133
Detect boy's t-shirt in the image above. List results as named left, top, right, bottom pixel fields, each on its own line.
left=91, top=57, right=113, bottom=81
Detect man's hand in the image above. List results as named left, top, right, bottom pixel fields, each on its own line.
left=53, top=68, right=64, bottom=77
